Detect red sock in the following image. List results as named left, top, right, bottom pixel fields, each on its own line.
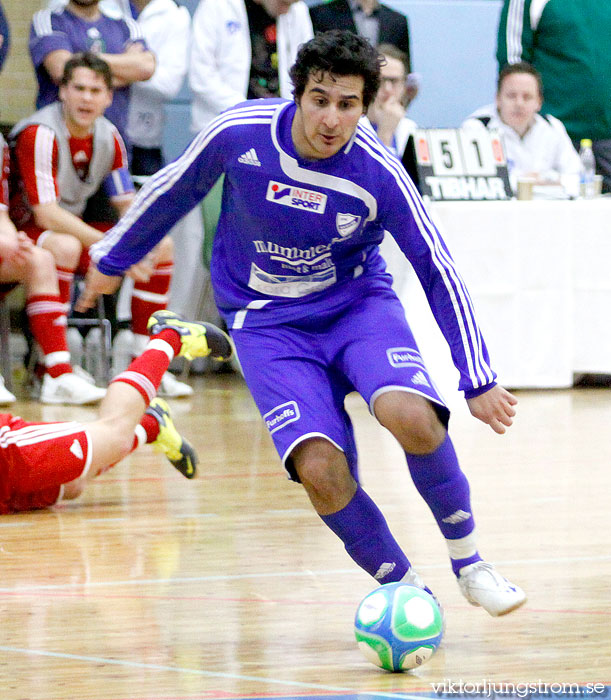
left=26, top=295, right=72, bottom=378
left=56, top=267, right=75, bottom=307
left=131, top=262, right=173, bottom=336
left=139, top=413, right=160, bottom=444
left=109, top=329, right=181, bottom=403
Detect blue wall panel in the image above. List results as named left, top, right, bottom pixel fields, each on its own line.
left=386, top=1, right=502, bottom=127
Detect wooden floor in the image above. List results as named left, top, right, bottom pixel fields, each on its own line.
left=0, top=374, right=609, bottom=699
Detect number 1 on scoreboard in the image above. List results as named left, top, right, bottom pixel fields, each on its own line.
left=458, top=131, right=498, bottom=176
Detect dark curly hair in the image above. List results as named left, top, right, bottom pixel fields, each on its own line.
left=290, top=30, right=383, bottom=110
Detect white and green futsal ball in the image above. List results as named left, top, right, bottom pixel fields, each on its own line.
left=354, top=582, right=443, bottom=672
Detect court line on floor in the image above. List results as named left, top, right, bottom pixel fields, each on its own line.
left=1, top=588, right=608, bottom=617
left=0, top=554, right=609, bottom=594
left=0, top=568, right=356, bottom=592
left=0, top=645, right=424, bottom=700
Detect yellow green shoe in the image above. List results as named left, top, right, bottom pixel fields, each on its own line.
left=147, top=310, right=233, bottom=362
left=146, top=397, right=198, bottom=479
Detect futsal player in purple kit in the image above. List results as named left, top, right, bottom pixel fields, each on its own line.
left=78, top=30, right=526, bottom=617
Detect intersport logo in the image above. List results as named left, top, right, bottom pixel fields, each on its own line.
left=266, top=181, right=327, bottom=213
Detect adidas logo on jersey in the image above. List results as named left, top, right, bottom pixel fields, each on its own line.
left=238, top=148, right=261, bottom=167
left=411, top=370, right=430, bottom=387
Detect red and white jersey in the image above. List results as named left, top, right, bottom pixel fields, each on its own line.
left=0, top=413, right=91, bottom=514
left=9, top=122, right=133, bottom=226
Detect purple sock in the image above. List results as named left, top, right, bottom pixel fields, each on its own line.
left=405, top=433, right=481, bottom=576
left=320, top=485, right=411, bottom=583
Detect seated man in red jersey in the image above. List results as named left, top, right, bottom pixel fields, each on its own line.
left=0, top=309, right=232, bottom=514
left=9, top=52, right=191, bottom=400
left=0, top=133, right=105, bottom=405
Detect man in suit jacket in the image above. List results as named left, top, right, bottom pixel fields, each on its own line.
left=310, top=0, right=412, bottom=72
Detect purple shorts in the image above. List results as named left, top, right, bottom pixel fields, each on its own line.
left=231, top=284, right=448, bottom=481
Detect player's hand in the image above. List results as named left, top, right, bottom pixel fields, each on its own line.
left=369, top=94, right=404, bottom=145
left=466, top=385, right=517, bottom=434
left=75, top=266, right=122, bottom=312
left=126, top=244, right=163, bottom=283
left=126, top=255, right=155, bottom=283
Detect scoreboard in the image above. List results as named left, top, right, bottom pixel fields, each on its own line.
left=403, top=128, right=513, bottom=201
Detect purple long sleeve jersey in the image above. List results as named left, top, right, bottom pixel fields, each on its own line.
left=91, top=99, right=496, bottom=396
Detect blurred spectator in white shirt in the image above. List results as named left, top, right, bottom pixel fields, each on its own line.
left=463, top=62, right=581, bottom=196
left=189, top=0, right=313, bottom=133
left=125, top=0, right=190, bottom=176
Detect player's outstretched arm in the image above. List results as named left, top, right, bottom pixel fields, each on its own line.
left=466, top=385, right=517, bottom=435
left=75, top=266, right=122, bottom=312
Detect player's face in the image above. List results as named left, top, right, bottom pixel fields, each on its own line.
left=292, top=73, right=365, bottom=160
left=59, top=67, right=113, bottom=136
left=496, top=72, right=542, bottom=136
left=255, top=0, right=298, bottom=17
left=375, top=55, right=407, bottom=106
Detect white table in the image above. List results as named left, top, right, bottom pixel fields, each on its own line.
left=380, top=198, right=611, bottom=407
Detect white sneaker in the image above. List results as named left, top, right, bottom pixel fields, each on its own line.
left=158, top=371, right=193, bottom=398
left=40, top=372, right=107, bottom=405
left=72, top=366, right=97, bottom=385
left=0, top=375, right=16, bottom=405
left=458, top=561, right=526, bottom=616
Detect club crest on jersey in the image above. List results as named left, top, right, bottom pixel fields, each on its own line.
left=266, top=181, right=327, bottom=214
left=336, top=213, right=361, bottom=237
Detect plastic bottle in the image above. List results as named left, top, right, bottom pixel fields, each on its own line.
left=579, top=138, right=596, bottom=199
left=84, top=327, right=102, bottom=383
left=66, top=327, right=84, bottom=369
left=111, top=329, right=135, bottom=377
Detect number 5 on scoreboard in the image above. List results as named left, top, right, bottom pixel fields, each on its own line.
left=427, top=130, right=464, bottom=176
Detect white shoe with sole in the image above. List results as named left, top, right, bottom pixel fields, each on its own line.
left=458, top=561, right=526, bottom=616
left=0, top=375, right=16, bottom=405
left=158, top=371, right=193, bottom=398
left=40, top=372, right=106, bottom=405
